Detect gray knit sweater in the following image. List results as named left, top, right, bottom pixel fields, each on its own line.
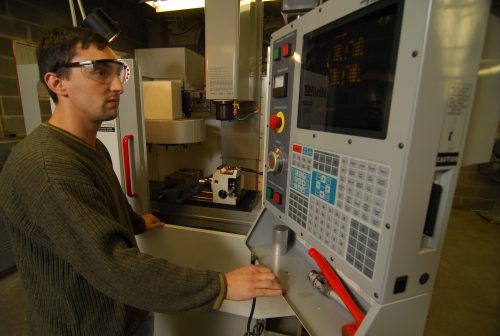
left=0, top=123, right=226, bottom=335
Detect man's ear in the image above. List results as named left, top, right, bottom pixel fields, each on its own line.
left=44, top=72, right=68, bottom=97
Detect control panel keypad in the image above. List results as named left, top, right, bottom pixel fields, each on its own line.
left=346, top=219, right=380, bottom=279
left=311, top=171, right=337, bottom=205
left=337, top=157, right=390, bottom=228
left=288, top=190, right=309, bottom=228
left=307, top=197, right=348, bottom=256
left=313, top=150, right=339, bottom=176
left=287, top=144, right=387, bottom=280
left=291, top=151, right=312, bottom=172
left=290, top=167, right=310, bottom=196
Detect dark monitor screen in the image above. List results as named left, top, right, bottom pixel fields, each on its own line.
left=297, top=0, right=404, bottom=139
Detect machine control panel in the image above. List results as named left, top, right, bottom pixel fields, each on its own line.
left=250, top=0, right=489, bottom=334
left=265, top=31, right=297, bottom=211
left=261, top=0, right=406, bottom=289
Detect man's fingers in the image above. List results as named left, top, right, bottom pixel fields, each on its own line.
left=253, top=288, right=283, bottom=297
left=248, top=268, right=282, bottom=288
left=224, top=264, right=284, bottom=301
left=252, top=272, right=279, bottom=282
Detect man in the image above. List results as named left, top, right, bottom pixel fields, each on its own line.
left=0, top=27, right=282, bottom=335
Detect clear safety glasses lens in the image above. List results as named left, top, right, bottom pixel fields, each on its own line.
left=61, top=59, right=130, bottom=84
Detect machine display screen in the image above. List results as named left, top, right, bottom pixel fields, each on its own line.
left=297, top=0, right=403, bottom=139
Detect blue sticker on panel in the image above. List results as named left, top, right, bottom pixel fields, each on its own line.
left=311, top=171, right=337, bottom=205
left=290, top=167, right=310, bottom=196
left=303, top=147, right=313, bottom=156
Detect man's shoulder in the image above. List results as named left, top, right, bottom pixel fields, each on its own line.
left=3, top=125, right=84, bottom=179
left=8, top=126, right=54, bottom=163
left=6, top=129, right=44, bottom=164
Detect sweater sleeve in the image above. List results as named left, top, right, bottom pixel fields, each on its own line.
left=213, top=273, right=227, bottom=310
left=33, top=179, right=225, bottom=314
left=127, top=202, right=146, bottom=235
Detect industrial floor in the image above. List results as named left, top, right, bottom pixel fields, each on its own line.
left=0, top=209, right=498, bottom=335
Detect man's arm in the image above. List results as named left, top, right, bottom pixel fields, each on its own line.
left=34, top=180, right=224, bottom=314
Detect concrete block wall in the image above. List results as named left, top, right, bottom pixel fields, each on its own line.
left=0, top=0, right=153, bottom=138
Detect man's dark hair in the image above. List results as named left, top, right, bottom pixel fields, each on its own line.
left=37, top=26, right=109, bottom=103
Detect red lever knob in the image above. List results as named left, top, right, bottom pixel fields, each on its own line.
left=269, top=115, right=282, bottom=130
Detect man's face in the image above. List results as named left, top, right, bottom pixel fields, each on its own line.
left=63, top=44, right=124, bottom=124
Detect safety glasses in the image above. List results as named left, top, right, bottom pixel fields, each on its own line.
left=59, top=59, right=130, bottom=84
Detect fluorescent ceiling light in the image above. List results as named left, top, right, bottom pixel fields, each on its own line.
left=479, top=64, right=500, bottom=76
left=145, top=0, right=204, bottom=12
left=145, top=0, right=277, bottom=13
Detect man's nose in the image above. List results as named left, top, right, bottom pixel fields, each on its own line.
left=110, top=75, right=124, bottom=93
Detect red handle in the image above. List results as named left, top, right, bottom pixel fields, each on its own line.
left=122, top=134, right=138, bottom=198
left=308, top=248, right=364, bottom=335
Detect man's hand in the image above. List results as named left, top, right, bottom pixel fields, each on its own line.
left=224, top=264, right=283, bottom=301
left=142, top=213, right=165, bottom=231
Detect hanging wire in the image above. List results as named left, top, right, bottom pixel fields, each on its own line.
left=239, top=167, right=263, bottom=176
left=234, top=108, right=261, bottom=121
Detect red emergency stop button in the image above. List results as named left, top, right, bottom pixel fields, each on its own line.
left=270, top=115, right=282, bottom=130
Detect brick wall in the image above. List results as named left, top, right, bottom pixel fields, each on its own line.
left=0, top=0, right=153, bottom=137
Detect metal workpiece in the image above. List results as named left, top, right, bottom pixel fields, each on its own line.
left=211, top=165, right=243, bottom=205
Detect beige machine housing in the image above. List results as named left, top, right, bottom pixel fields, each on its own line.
left=205, top=0, right=262, bottom=102
left=135, top=47, right=204, bottom=90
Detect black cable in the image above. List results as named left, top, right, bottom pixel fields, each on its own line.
left=245, top=254, right=258, bottom=336
left=253, top=320, right=265, bottom=335
left=245, top=298, right=257, bottom=336
left=240, top=167, right=263, bottom=175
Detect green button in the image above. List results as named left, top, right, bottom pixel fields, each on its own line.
left=273, top=47, right=280, bottom=61
left=266, top=187, right=273, bottom=198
